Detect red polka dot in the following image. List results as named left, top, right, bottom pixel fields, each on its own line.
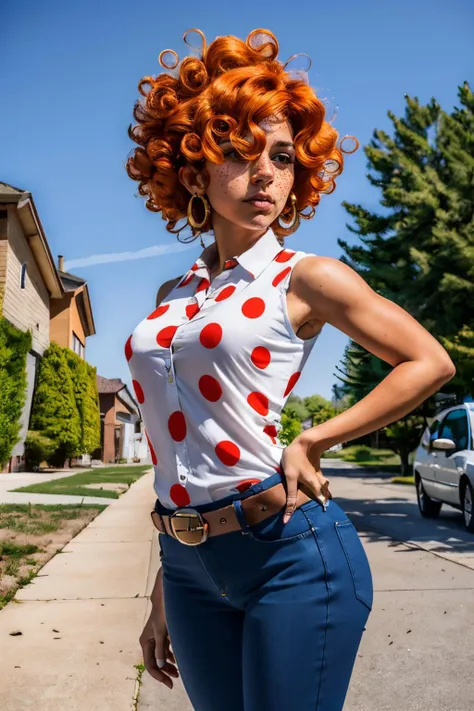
left=251, top=346, right=271, bottom=369
left=215, top=441, right=241, bottom=466
left=186, top=303, right=200, bottom=319
left=124, top=335, right=133, bottom=362
left=178, top=272, right=194, bottom=288
left=145, top=430, right=158, bottom=465
left=191, top=262, right=199, bottom=271
left=196, top=277, right=210, bottom=293
left=264, top=425, right=278, bottom=444
left=199, top=375, right=222, bottom=402
left=284, top=371, right=301, bottom=397
left=224, top=258, right=239, bottom=269
left=132, top=380, right=145, bottom=404
left=274, top=465, right=282, bottom=473
left=156, top=325, right=178, bottom=348
left=275, top=249, right=296, bottom=263
left=242, top=297, right=265, bottom=319
left=235, top=478, right=261, bottom=493
left=247, top=391, right=269, bottom=416
left=215, top=285, right=236, bottom=302
left=147, top=304, right=170, bottom=319
left=200, top=323, right=222, bottom=348
left=272, top=266, right=291, bottom=287
left=168, top=411, right=186, bottom=441
left=169, top=484, right=191, bottom=507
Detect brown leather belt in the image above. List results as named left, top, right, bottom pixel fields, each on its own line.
left=150, top=483, right=324, bottom=546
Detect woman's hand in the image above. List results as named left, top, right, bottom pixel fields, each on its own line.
left=280, top=436, right=332, bottom=523
left=139, top=570, right=179, bottom=688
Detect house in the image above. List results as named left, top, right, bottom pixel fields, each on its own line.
left=94, top=375, right=149, bottom=465
left=0, top=181, right=96, bottom=472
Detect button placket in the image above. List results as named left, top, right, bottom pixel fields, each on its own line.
left=165, top=330, right=192, bottom=487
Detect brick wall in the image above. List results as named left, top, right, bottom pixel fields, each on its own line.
left=2, top=207, right=50, bottom=355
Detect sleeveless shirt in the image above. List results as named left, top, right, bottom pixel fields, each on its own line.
left=125, top=227, right=323, bottom=508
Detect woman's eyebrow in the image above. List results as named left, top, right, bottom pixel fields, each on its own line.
left=273, top=141, right=295, bottom=148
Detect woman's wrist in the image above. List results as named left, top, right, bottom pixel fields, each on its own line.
left=150, top=566, right=165, bottom=611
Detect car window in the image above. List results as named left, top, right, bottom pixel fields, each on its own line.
left=438, top=410, right=469, bottom=450
left=429, top=418, right=440, bottom=436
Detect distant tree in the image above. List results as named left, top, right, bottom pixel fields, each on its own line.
left=278, top=412, right=303, bottom=446
left=283, top=395, right=309, bottom=422
left=30, top=342, right=81, bottom=467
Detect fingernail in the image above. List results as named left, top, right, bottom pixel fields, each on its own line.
left=283, top=514, right=290, bottom=524
left=157, top=658, right=166, bottom=668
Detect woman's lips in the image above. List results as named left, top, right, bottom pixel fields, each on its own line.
left=245, top=199, right=274, bottom=211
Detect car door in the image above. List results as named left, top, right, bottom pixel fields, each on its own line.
left=435, top=408, right=471, bottom=505
left=417, top=417, right=442, bottom=498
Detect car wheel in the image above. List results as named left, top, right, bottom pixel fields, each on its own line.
left=462, top=481, right=474, bottom=532
left=416, top=475, right=442, bottom=518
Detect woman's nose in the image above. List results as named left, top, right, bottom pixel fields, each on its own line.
left=250, top=152, right=274, bottom=184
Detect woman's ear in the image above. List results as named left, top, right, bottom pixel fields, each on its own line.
left=178, top=165, right=206, bottom=195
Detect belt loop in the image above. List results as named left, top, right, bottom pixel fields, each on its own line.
left=232, top=499, right=251, bottom=534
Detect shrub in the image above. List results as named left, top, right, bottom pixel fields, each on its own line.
left=24, top=430, right=56, bottom=469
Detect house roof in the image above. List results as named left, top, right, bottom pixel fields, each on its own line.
left=96, top=375, right=140, bottom=416
left=0, top=181, right=95, bottom=336
left=96, top=375, right=126, bottom=394
left=0, top=181, right=64, bottom=298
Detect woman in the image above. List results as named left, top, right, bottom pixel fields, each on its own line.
left=125, top=28, right=455, bottom=711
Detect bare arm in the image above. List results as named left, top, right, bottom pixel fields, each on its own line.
left=291, top=256, right=456, bottom=455
left=155, top=275, right=183, bottom=308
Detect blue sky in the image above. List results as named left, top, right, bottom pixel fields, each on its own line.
left=1, top=0, right=472, bottom=401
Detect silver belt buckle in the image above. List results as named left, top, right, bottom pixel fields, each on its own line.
left=169, top=507, right=209, bottom=546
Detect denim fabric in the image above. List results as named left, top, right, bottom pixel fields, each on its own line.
left=156, top=471, right=373, bottom=711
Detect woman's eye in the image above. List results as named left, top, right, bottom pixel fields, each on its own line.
left=222, top=150, right=295, bottom=165
left=273, top=153, right=295, bottom=165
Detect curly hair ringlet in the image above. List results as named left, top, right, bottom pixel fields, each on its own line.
left=126, top=27, right=358, bottom=241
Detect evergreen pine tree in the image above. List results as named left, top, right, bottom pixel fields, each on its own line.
left=338, top=83, right=473, bottom=408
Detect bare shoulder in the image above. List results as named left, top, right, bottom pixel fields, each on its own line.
left=155, top=276, right=183, bottom=308
left=291, top=255, right=371, bottom=320
left=291, top=254, right=455, bottom=371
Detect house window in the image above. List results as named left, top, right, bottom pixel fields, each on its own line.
left=72, top=332, right=85, bottom=358
left=20, top=263, right=27, bottom=289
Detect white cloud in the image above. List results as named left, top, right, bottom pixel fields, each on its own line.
left=63, top=240, right=200, bottom=270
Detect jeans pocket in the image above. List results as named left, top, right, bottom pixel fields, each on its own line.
left=335, top=520, right=373, bottom=610
left=247, top=506, right=315, bottom=544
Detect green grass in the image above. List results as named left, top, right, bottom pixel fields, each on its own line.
left=12, top=464, right=152, bottom=499
left=392, top=476, right=415, bottom=485
left=321, top=446, right=415, bottom=474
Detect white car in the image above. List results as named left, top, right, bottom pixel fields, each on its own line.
left=413, top=402, right=474, bottom=531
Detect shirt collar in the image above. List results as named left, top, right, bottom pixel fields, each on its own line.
left=188, top=228, right=284, bottom=282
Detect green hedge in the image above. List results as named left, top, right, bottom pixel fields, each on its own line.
left=29, top=342, right=101, bottom=467
left=0, top=319, right=31, bottom=468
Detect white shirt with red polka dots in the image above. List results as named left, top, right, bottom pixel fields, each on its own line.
left=125, top=227, right=322, bottom=509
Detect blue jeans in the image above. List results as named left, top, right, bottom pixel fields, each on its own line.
left=156, top=471, right=373, bottom=711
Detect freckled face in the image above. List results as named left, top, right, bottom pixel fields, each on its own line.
left=204, top=118, right=295, bottom=231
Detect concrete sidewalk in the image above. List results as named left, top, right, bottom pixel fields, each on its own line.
left=0, top=472, right=159, bottom=711
left=1, top=468, right=472, bottom=710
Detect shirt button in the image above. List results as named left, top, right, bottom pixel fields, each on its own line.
left=180, top=475, right=186, bottom=481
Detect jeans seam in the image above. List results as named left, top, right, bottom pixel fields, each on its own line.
left=335, top=521, right=373, bottom=610
left=302, top=511, right=330, bottom=711
left=194, top=546, right=230, bottom=602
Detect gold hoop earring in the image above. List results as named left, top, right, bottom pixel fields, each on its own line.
left=277, top=192, right=299, bottom=231
left=187, top=193, right=211, bottom=230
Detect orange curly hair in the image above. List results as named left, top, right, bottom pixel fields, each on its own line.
left=126, top=28, right=355, bottom=240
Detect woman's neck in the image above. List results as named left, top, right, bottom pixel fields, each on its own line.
left=209, top=212, right=268, bottom=275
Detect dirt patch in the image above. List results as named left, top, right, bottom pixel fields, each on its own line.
left=85, top=482, right=129, bottom=493
left=0, top=504, right=104, bottom=607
